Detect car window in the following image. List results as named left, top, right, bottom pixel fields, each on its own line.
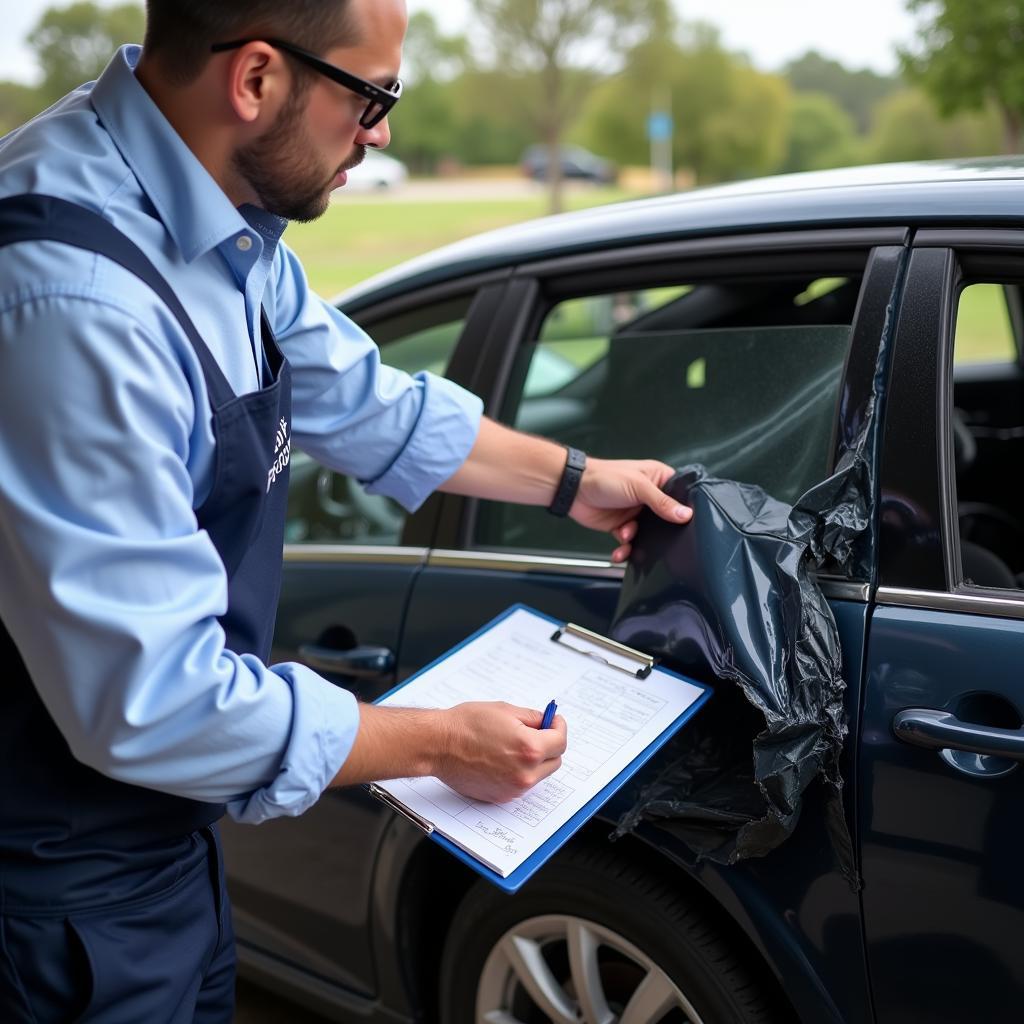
left=475, top=274, right=862, bottom=558
left=285, top=298, right=470, bottom=546
left=952, top=282, right=1024, bottom=590
left=954, top=283, right=1018, bottom=365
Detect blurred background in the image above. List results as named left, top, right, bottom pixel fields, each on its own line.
left=1, top=0, right=1019, bottom=296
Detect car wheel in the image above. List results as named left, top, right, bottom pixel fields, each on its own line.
left=438, top=843, right=784, bottom=1024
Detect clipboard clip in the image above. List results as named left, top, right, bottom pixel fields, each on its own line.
left=550, top=623, right=656, bottom=679
left=368, top=784, right=435, bottom=835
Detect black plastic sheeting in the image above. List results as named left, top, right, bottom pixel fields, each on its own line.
left=608, top=387, right=887, bottom=888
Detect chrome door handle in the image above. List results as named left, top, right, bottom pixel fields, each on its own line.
left=298, top=644, right=395, bottom=680
left=893, top=708, right=1024, bottom=761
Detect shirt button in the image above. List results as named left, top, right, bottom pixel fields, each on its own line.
left=236, top=234, right=253, bottom=252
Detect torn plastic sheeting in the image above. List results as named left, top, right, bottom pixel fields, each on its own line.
left=610, top=465, right=861, bottom=888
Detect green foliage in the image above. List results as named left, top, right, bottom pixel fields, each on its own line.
left=402, top=10, right=469, bottom=86
left=472, top=0, right=662, bottom=210
left=28, top=1, right=144, bottom=105
left=0, top=81, right=47, bottom=136
left=900, top=0, right=1024, bottom=152
left=576, top=23, right=790, bottom=184
left=868, top=88, right=1002, bottom=162
left=784, top=51, right=899, bottom=133
left=779, top=92, right=860, bottom=174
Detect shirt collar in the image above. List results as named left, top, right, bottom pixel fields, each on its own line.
left=90, top=45, right=286, bottom=263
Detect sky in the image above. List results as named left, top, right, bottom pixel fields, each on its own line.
left=0, top=0, right=921, bottom=86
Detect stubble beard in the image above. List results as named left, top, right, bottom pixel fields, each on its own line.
left=233, top=92, right=365, bottom=223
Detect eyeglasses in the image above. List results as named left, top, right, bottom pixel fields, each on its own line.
left=210, top=38, right=403, bottom=129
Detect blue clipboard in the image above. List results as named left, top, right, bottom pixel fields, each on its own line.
left=369, top=603, right=712, bottom=894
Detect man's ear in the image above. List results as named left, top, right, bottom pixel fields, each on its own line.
left=224, top=43, right=287, bottom=125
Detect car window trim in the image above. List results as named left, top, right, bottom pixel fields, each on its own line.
left=513, top=227, right=909, bottom=283
left=426, top=549, right=870, bottom=601
left=283, top=544, right=428, bottom=565
left=877, top=585, right=1024, bottom=620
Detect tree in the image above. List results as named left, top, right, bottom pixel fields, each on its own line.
left=867, top=88, right=1002, bottom=163
left=784, top=51, right=898, bottom=134
left=900, top=0, right=1024, bottom=153
left=576, top=23, right=790, bottom=185
left=779, top=92, right=860, bottom=174
left=387, top=12, right=468, bottom=173
left=0, top=82, right=46, bottom=136
left=472, top=0, right=662, bottom=212
left=28, top=2, right=144, bottom=106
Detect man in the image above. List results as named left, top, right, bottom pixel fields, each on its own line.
left=0, top=1, right=691, bottom=1020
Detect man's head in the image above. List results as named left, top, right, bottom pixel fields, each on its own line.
left=140, top=0, right=406, bottom=221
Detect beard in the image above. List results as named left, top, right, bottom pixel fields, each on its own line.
left=233, top=92, right=366, bottom=223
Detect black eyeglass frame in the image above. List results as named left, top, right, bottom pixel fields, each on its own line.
left=210, top=37, right=402, bottom=129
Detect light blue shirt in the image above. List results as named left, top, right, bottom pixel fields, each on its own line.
left=0, top=47, right=482, bottom=824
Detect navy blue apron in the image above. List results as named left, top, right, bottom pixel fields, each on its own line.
left=0, top=194, right=292, bottom=1022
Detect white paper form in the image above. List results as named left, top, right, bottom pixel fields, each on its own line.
left=375, top=606, right=705, bottom=877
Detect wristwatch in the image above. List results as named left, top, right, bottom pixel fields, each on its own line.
left=547, top=446, right=587, bottom=517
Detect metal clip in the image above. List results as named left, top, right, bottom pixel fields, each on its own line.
left=550, top=623, right=655, bottom=679
left=368, top=784, right=435, bottom=834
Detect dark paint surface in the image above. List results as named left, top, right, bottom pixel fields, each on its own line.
left=223, top=561, right=422, bottom=996
left=860, top=606, right=1024, bottom=1023
left=400, top=568, right=873, bottom=1023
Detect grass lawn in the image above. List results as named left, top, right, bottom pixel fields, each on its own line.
left=284, top=187, right=631, bottom=298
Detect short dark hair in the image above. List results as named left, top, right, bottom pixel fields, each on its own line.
left=143, top=1, right=360, bottom=85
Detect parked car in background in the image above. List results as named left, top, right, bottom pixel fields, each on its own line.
left=520, top=143, right=617, bottom=184
left=225, top=158, right=1024, bottom=1023
left=337, top=149, right=408, bottom=192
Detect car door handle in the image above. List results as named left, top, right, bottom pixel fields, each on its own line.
left=298, top=644, right=395, bottom=680
left=893, top=708, right=1024, bottom=761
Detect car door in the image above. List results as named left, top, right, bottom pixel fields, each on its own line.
left=399, top=232, right=906, bottom=1023
left=221, top=280, right=510, bottom=997
left=860, top=237, right=1024, bottom=1022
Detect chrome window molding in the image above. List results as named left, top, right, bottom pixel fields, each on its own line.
left=283, top=544, right=428, bottom=565
left=877, top=585, right=1024, bottom=620
left=427, top=549, right=626, bottom=579
left=281, top=544, right=874, bottom=601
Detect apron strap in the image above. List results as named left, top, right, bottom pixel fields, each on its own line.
left=0, top=193, right=256, bottom=407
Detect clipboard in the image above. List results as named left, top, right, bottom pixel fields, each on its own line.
left=368, top=603, right=711, bottom=893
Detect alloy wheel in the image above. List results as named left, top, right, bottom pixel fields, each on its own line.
left=474, top=913, right=706, bottom=1024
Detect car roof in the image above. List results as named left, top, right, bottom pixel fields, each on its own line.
left=337, top=157, right=1024, bottom=310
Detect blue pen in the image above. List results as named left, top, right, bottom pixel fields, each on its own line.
left=540, top=700, right=558, bottom=730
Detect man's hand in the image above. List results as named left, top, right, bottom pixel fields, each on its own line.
left=571, top=457, right=692, bottom=562
left=332, top=701, right=567, bottom=804
left=439, top=419, right=692, bottom=562
left=435, top=701, right=567, bottom=804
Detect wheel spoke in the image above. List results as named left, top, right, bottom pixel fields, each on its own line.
left=500, top=934, right=580, bottom=1024
left=566, top=919, right=614, bottom=1024
left=618, top=967, right=690, bottom=1024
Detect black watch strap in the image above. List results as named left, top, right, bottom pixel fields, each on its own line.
left=548, top=446, right=587, bottom=517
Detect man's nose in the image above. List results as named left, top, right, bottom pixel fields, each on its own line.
left=356, top=116, right=391, bottom=150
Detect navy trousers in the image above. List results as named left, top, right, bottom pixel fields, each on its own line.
left=0, top=829, right=235, bottom=1023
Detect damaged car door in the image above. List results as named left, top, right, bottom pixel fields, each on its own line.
left=862, top=240, right=1024, bottom=1022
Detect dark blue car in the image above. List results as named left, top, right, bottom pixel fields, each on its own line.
left=223, top=159, right=1024, bottom=1024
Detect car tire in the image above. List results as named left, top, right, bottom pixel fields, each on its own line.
left=438, top=841, right=785, bottom=1024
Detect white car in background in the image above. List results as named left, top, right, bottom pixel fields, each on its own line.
left=338, top=150, right=408, bottom=193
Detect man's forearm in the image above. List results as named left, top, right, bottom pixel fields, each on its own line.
left=330, top=700, right=568, bottom=804
left=331, top=703, right=448, bottom=786
left=438, top=417, right=565, bottom=505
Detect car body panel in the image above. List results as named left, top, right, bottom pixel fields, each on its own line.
left=223, top=557, right=426, bottom=993
left=228, top=162, right=1024, bottom=1022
